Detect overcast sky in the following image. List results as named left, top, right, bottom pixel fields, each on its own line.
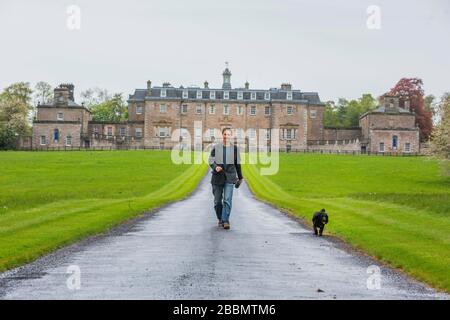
left=0, top=0, right=449, bottom=103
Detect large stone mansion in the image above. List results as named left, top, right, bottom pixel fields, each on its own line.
left=31, top=67, right=420, bottom=153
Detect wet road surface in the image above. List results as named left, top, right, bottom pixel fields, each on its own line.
left=0, top=173, right=447, bottom=299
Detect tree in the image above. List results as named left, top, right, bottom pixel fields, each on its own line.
left=0, top=82, right=33, bottom=149
left=34, top=81, right=53, bottom=105
left=387, top=78, right=433, bottom=141
left=80, top=87, right=111, bottom=107
left=323, top=94, right=377, bottom=128
left=89, top=93, right=128, bottom=122
left=431, top=93, right=450, bottom=160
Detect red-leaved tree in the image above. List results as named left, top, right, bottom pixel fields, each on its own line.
left=387, top=78, right=433, bottom=141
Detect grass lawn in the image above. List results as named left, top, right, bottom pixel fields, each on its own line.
left=0, top=150, right=206, bottom=271
left=244, top=153, right=450, bottom=293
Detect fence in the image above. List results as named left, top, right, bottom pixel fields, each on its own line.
left=7, top=145, right=423, bottom=156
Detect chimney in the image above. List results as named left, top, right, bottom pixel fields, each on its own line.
left=54, top=85, right=70, bottom=105
left=281, top=83, right=292, bottom=90
left=245, top=81, right=249, bottom=89
left=147, top=80, right=152, bottom=95
left=204, top=81, right=209, bottom=89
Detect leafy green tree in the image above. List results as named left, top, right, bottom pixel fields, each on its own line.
left=90, top=93, right=128, bottom=122
left=0, top=82, right=33, bottom=149
left=323, top=94, right=377, bottom=128
left=431, top=93, right=450, bottom=160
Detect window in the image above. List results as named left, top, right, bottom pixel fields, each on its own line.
left=236, top=128, right=243, bottom=139
left=53, top=129, right=59, bottom=142
left=159, top=104, right=166, bottom=113
left=107, top=127, right=112, bottom=138
left=209, top=128, right=215, bottom=138
left=195, top=128, right=202, bottom=138
left=181, top=104, right=188, bottom=114
left=264, top=106, right=271, bottom=116
left=286, top=92, right=293, bottom=100
left=119, top=127, right=126, bottom=136
left=182, top=90, right=188, bottom=99
left=249, top=128, right=256, bottom=139
left=392, top=135, right=398, bottom=150
left=40, top=135, right=46, bottom=145
left=65, top=135, right=72, bottom=146
left=158, top=127, right=166, bottom=137
left=264, top=92, right=270, bottom=100
left=265, top=128, right=271, bottom=140
left=404, top=142, right=411, bottom=152
left=196, top=90, right=202, bottom=99
left=160, top=89, right=167, bottom=98
left=180, top=128, right=189, bottom=139
left=136, top=105, right=143, bottom=114
left=93, top=127, right=99, bottom=134
left=135, top=128, right=143, bottom=138
left=223, top=91, right=229, bottom=99
left=237, top=105, right=243, bottom=115
left=57, top=112, right=64, bottom=121
left=210, top=91, right=216, bottom=99
left=250, top=105, right=256, bottom=116
left=196, top=105, right=202, bottom=114
left=310, top=110, right=317, bottom=118
left=209, top=105, right=215, bottom=114
left=287, top=105, right=293, bottom=115
left=251, top=92, right=256, bottom=100
left=223, top=104, right=229, bottom=115
left=379, top=142, right=385, bottom=152
left=237, top=91, right=243, bottom=100
left=286, top=129, right=292, bottom=139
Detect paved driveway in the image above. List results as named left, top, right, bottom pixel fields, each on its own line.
left=0, top=173, right=446, bottom=299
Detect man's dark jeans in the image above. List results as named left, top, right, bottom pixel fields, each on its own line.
left=212, top=183, right=234, bottom=223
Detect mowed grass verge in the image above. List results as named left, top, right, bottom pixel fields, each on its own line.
left=0, top=151, right=207, bottom=271
left=244, top=154, right=450, bottom=292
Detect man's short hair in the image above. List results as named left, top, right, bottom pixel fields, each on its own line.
left=321, top=208, right=326, bottom=212
left=222, top=127, right=232, bottom=134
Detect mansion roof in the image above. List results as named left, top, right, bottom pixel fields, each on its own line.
left=128, top=87, right=324, bottom=105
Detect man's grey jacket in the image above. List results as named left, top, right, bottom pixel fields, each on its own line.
left=208, top=142, right=243, bottom=185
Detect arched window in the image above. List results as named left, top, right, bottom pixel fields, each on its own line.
left=53, top=129, right=59, bottom=142
left=392, top=135, right=398, bottom=149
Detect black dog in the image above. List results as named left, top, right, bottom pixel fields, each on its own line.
left=312, top=209, right=329, bottom=236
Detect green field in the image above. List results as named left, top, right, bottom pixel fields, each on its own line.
left=244, top=153, right=450, bottom=293
left=0, top=151, right=206, bottom=271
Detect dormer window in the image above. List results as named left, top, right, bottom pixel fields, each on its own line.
left=136, top=105, right=143, bottom=114
left=287, top=105, right=293, bottom=115
left=264, top=92, right=270, bottom=100
left=251, top=92, right=257, bottom=100
left=237, top=91, right=243, bottom=100
left=160, top=89, right=167, bottom=98
left=196, top=90, right=202, bottom=99
left=210, top=91, right=216, bottom=99
left=57, top=112, right=64, bottom=121
left=286, top=92, right=293, bottom=100
left=182, top=90, right=188, bottom=99
left=223, top=91, right=229, bottom=99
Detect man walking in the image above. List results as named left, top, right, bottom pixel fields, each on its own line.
left=208, top=128, right=243, bottom=230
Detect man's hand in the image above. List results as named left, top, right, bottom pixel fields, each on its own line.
left=215, top=166, right=223, bottom=172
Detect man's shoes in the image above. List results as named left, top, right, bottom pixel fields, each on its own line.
left=223, top=222, right=230, bottom=230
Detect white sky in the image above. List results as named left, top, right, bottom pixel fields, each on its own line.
left=0, top=0, right=449, bottom=103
